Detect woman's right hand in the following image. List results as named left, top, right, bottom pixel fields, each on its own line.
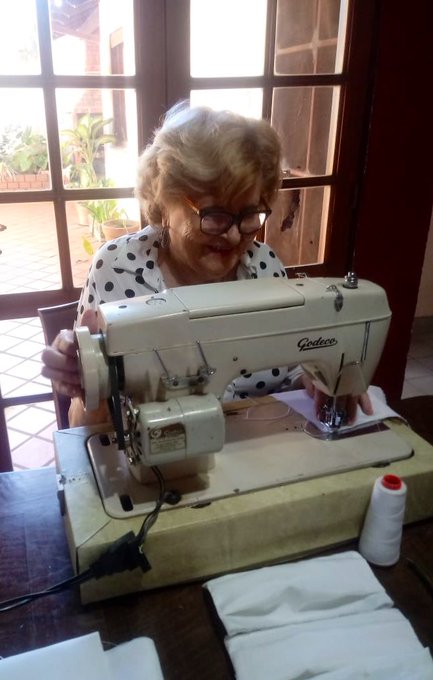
left=40, top=309, right=98, bottom=399
left=41, top=329, right=81, bottom=397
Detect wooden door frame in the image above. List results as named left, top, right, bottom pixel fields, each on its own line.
left=352, top=0, right=433, bottom=399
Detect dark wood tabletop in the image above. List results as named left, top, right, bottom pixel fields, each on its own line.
left=1, top=396, right=433, bottom=679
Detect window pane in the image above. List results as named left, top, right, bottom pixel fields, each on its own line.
left=67, top=198, right=141, bottom=288
left=0, top=203, right=61, bottom=293
left=272, top=86, right=340, bottom=176
left=0, top=0, right=40, bottom=75
left=0, top=90, right=50, bottom=192
left=57, top=89, right=138, bottom=188
left=50, top=0, right=135, bottom=76
left=190, top=0, right=267, bottom=77
left=190, top=89, right=263, bottom=118
left=0, top=316, right=52, bottom=401
left=275, top=0, right=348, bottom=75
left=265, top=186, right=329, bottom=266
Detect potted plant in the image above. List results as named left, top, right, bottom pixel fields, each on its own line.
left=102, top=217, right=141, bottom=241
left=85, top=198, right=124, bottom=240
left=85, top=198, right=140, bottom=242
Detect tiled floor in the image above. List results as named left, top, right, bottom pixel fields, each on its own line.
left=0, top=318, right=56, bottom=470
left=1, top=316, right=432, bottom=471
left=1, top=315, right=57, bottom=470
left=0, top=200, right=95, bottom=471
left=0, top=201, right=95, bottom=295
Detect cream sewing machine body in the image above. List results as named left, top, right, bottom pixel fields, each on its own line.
left=56, top=275, right=433, bottom=603
left=76, top=275, right=393, bottom=472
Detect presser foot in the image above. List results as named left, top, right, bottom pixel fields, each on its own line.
left=318, top=398, right=348, bottom=431
left=303, top=419, right=390, bottom=441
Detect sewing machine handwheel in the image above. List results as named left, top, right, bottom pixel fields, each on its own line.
left=75, top=326, right=106, bottom=411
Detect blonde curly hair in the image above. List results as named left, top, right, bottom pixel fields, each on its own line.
left=135, top=102, right=282, bottom=225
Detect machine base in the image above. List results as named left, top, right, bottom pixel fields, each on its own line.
left=87, top=405, right=411, bottom=518
left=54, top=419, right=433, bottom=604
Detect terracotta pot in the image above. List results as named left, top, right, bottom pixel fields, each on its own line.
left=102, top=219, right=140, bottom=241
left=76, top=202, right=90, bottom=226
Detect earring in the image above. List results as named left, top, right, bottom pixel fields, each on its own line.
left=160, top=225, right=170, bottom=249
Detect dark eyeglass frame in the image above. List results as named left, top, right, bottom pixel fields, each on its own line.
left=186, top=198, right=272, bottom=235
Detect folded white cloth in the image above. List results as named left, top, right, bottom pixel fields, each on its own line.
left=204, top=550, right=392, bottom=636
left=315, top=649, right=433, bottom=680
left=205, top=551, right=433, bottom=679
left=225, top=609, right=433, bottom=680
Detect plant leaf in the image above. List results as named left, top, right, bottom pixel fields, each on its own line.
left=82, top=237, right=94, bottom=256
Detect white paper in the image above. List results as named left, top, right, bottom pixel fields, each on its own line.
left=0, top=633, right=164, bottom=680
left=0, top=632, right=110, bottom=680
left=273, top=385, right=401, bottom=433
left=106, top=637, right=164, bottom=680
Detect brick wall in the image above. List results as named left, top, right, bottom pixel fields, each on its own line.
left=0, top=171, right=50, bottom=191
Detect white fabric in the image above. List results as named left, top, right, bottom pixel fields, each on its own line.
left=273, top=385, right=401, bottom=434
left=226, top=610, right=433, bottom=680
left=315, top=649, right=433, bottom=680
left=204, top=550, right=392, bottom=636
left=205, top=551, right=433, bottom=679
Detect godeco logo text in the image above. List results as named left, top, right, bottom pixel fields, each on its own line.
left=298, top=336, right=338, bottom=352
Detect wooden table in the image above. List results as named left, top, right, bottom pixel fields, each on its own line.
left=1, top=396, right=433, bottom=678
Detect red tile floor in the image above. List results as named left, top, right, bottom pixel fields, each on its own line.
left=1, top=203, right=433, bottom=470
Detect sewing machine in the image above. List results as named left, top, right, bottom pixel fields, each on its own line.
left=56, top=275, right=432, bottom=603
left=76, top=275, right=395, bottom=470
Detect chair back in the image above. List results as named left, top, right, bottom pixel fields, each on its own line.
left=38, top=300, right=79, bottom=429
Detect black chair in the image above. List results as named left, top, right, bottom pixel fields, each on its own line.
left=38, top=300, right=79, bottom=429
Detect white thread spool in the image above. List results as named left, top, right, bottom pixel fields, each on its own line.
left=359, top=474, right=407, bottom=566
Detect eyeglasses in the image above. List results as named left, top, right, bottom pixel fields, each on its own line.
left=186, top=198, right=272, bottom=236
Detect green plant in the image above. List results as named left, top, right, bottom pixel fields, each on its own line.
left=0, top=159, right=15, bottom=181
left=62, top=114, right=115, bottom=188
left=0, top=126, right=16, bottom=179
left=0, top=125, right=48, bottom=177
left=86, top=198, right=126, bottom=223
left=10, top=127, right=48, bottom=173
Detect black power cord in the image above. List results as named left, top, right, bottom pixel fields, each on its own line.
left=0, top=466, right=181, bottom=612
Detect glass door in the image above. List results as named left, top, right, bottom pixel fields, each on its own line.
left=0, top=0, right=143, bottom=470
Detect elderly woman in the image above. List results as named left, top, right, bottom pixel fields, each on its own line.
left=41, top=103, right=372, bottom=426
